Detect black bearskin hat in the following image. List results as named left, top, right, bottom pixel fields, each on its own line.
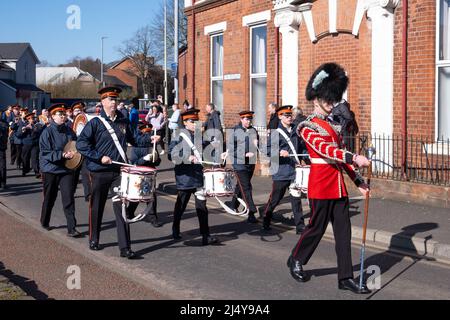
left=305, top=63, right=349, bottom=104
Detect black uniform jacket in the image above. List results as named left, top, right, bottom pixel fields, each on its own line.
left=76, top=109, right=151, bottom=173
left=168, top=130, right=204, bottom=190
left=227, top=123, right=259, bottom=172
left=39, top=122, right=77, bottom=174
left=267, top=123, right=308, bottom=181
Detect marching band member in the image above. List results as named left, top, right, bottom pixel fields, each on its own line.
left=261, top=105, right=307, bottom=234
left=76, top=86, right=159, bottom=259
left=0, top=116, right=8, bottom=190
left=70, top=101, right=91, bottom=201
left=38, top=108, right=50, bottom=127
left=17, top=112, right=43, bottom=178
left=39, top=103, right=81, bottom=238
left=226, top=111, right=259, bottom=223
left=168, top=109, right=219, bottom=246
left=9, top=105, right=24, bottom=169
left=287, top=63, right=371, bottom=294
left=127, top=123, right=163, bottom=228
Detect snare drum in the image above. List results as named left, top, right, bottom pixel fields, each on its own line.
left=118, top=166, right=157, bottom=202
left=203, top=168, right=235, bottom=197
left=293, top=165, right=310, bottom=194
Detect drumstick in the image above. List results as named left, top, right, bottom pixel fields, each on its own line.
left=222, top=149, right=229, bottom=166
left=112, top=161, right=136, bottom=167
left=289, top=154, right=309, bottom=157
left=152, top=127, right=157, bottom=160
left=199, top=160, right=221, bottom=166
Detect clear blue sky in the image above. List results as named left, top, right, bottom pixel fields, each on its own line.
left=0, top=0, right=162, bottom=65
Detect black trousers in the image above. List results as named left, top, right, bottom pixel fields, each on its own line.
left=89, top=171, right=130, bottom=250
left=11, top=143, right=22, bottom=167
left=21, top=144, right=39, bottom=175
left=230, top=167, right=257, bottom=214
left=263, top=180, right=305, bottom=228
left=40, top=172, right=77, bottom=232
left=0, top=150, right=7, bottom=185
left=172, top=189, right=209, bottom=236
left=291, top=198, right=353, bottom=281
left=73, top=160, right=91, bottom=200
left=127, top=192, right=157, bottom=218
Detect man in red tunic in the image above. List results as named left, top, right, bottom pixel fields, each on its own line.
left=287, top=63, right=372, bottom=294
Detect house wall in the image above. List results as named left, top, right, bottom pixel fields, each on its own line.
left=0, top=82, right=17, bottom=109
left=181, top=0, right=439, bottom=138
left=15, top=49, right=37, bottom=85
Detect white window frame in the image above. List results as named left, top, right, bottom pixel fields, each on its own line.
left=435, top=0, right=450, bottom=141
left=210, top=33, right=224, bottom=119
left=249, top=24, right=268, bottom=127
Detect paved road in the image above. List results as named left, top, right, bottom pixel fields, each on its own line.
left=1, top=162, right=450, bottom=300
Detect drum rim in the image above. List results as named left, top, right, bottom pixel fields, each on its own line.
left=203, top=168, right=233, bottom=173
left=121, top=166, right=157, bottom=174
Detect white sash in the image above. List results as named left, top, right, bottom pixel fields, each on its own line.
left=276, top=128, right=300, bottom=164
left=98, top=116, right=128, bottom=163
left=179, top=132, right=202, bottom=161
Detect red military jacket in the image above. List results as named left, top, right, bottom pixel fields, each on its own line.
left=298, top=113, right=364, bottom=199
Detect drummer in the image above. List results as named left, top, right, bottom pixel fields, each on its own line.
left=226, top=110, right=259, bottom=223
left=76, top=86, right=160, bottom=259
left=261, top=105, right=307, bottom=234
left=127, top=123, right=163, bottom=228
left=168, top=109, right=219, bottom=246
left=39, top=103, right=81, bottom=237
left=70, top=101, right=91, bottom=202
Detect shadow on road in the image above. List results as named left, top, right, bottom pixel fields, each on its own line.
left=0, top=261, right=50, bottom=300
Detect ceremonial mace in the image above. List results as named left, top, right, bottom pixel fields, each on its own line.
left=359, top=146, right=376, bottom=290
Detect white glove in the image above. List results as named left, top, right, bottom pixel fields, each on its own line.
left=353, top=154, right=370, bottom=168
left=143, top=154, right=153, bottom=162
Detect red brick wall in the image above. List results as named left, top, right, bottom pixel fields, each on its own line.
left=182, top=0, right=438, bottom=135
left=393, top=0, right=436, bottom=139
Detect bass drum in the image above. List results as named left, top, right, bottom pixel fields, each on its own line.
left=73, top=113, right=96, bottom=136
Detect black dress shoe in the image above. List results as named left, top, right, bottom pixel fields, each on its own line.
left=120, top=249, right=137, bottom=259
left=202, top=235, right=219, bottom=246
left=42, top=225, right=52, bottom=231
left=35, top=174, right=42, bottom=179
left=247, top=213, right=257, bottom=224
left=287, top=255, right=309, bottom=282
left=338, top=278, right=372, bottom=294
left=261, top=222, right=272, bottom=232
left=89, top=241, right=100, bottom=251
left=172, top=231, right=182, bottom=240
left=67, top=229, right=83, bottom=238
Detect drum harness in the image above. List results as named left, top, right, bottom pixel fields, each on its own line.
left=277, top=128, right=310, bottom=198
left=179, top=132, right=248, bottom=216
left=98, top=117, right=149, bottom=224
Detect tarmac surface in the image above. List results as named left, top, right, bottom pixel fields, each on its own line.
left=1, top=153, right=449, bottom=300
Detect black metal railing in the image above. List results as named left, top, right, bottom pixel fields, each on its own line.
left=354, top=133, right=450, bottom=186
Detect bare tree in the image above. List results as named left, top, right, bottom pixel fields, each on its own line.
left=149, top=0, right=188, bottom=64
left=117, top=26, right=162, bottom=97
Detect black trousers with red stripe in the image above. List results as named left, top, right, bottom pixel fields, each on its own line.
left=291, top=197, right=353, bottom=281
left=89, top=171, right=130, bottom=250
left=40, top=172, right=76, bottom=232
left=263, top=180, right=305, bottom=229
left=230, top=167, right=257, bottom=214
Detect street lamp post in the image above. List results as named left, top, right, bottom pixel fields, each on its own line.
left=174, top=0, right=179, bottom=104
left=101, top=36, right=108, bottom=87
left=164, top=0, right=168, bottom=105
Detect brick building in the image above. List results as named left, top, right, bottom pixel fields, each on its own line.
left=178, top=0, right=450, bottom=143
